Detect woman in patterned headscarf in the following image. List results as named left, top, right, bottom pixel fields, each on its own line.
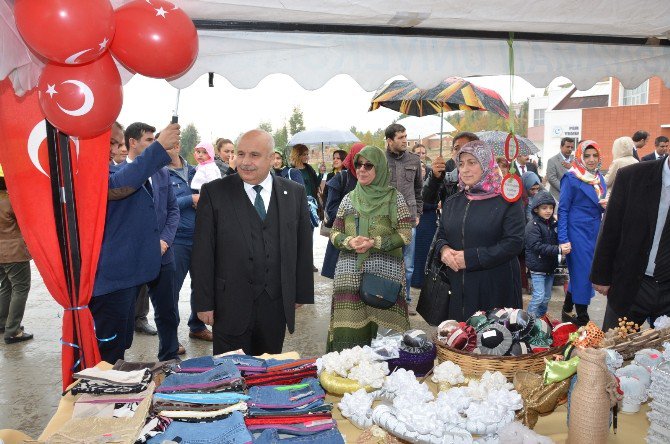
left=557, top=140, right=607, bottom=326
left=327, top=146, right=412, bottom=352
left=432, top=140, right=526, bottom=321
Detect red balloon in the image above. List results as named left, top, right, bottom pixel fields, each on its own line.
left=14, top=0, right=115, bottom=65
left=38, top=53, right=123, bottom=139
left=110, top=0, right=198, bottom=79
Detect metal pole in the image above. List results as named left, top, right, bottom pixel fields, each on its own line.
left=439, top=109, right=444, bottom=156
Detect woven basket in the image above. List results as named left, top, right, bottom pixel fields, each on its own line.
left=433, top=334, right=561, bottom=379
left=603, top=327, right=670, bottom=360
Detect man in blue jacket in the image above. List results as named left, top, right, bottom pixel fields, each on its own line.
left=125, top=122, right=181, bottom=361
left=166, top=142, right=213, bottom=342
left=91, top=121, right=180, bottom=364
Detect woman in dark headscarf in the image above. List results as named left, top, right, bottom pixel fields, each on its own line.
left=321, top=143, right=364, bottom=279
left=557, top=140, right=606, bottom=326
left=327, top=146, right=412, bottom=351
left=433, top=140, right=525, bottom=321
left=272, top=148, right=288, bottom=177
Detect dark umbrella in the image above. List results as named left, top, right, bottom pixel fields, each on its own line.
left=475, top=131, right=540, bottom=156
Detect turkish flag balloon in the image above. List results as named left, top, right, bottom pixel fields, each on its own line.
left=14, top=0, right=115, bottom=65
left=38, top=53, right=123, bottom=139
left=111, top=0, right=198, bottom=79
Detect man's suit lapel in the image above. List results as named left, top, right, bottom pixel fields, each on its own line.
left=229, top=175, right=254, bottom=254
left=645, top=160, right=664, bottom=239
left=273, top=176, right=289, bottom=245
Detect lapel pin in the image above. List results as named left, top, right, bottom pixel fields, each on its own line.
left=284, top=190, right=288, bottom=195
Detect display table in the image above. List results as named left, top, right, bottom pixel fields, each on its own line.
left=327, top=390, right=649, bottom=443
left=0, top=355, right=651, bottom=444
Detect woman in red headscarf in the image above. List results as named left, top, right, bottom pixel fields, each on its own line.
left=557, top=140, right=607, bottom=326
left=321, top=143, right=365, bottom=279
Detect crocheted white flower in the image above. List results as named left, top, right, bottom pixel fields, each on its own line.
left=432, top=361, right=466, bottom=385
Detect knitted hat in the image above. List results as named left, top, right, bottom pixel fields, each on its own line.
left=446, top=325, right=478, bottom=352
left=528, top=317, right=552, bottom=346
left=552, top=322, right=578, bottom=347
left=437, top=320, right=461, bottom=344
left=467, top=314, right=492, bottom=332
left=506, top=309, right=535, bottom=339
left=399, top=329, right=432, bottom=353
left=487, top=308, right=512, bottom=324
left=477, top=323, right=513, bottom=356
left=388, top=330, right=436, bottom=377
left=508, top=340, right=532, bottom=356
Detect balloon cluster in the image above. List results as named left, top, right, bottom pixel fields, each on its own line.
left=15, top=0, right=198, bottom=138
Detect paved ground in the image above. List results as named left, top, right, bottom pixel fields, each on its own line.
left=0, top=232, right=608, bottom=438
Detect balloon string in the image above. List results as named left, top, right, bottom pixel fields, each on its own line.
left=508, top=32, right=515, bottom=135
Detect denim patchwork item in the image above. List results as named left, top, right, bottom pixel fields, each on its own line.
left=246, top=419, right=336, bottom=435
left=154, top=392, right=250, bottom=404
left=146, top=411, right=252, bottom=444
left=248, top=378, right=324, bottom=409
left=253, top=428, right=344, bottom=444
left=216, top=355, right=269, bottom=373
left=157, top=360, right=243, bottom=393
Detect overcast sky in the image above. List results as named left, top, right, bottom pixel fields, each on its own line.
left=117, top=73, right=546, bottom=143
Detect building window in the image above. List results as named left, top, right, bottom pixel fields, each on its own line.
left=620, top=80, right=649, bottom=106
left=533, top=109, right=545, bottom=126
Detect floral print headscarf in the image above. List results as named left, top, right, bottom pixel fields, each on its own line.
left=458, top=140, right=502, bottom=200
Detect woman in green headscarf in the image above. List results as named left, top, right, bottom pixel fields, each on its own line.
left=327, top=146, right=412, bottom=352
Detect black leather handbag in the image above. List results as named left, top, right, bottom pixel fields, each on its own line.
left=360, top=272, right=401, bottom=309
left=355, top=214, right=401, bottom=309
left=417, top=235, right=452, bottom=326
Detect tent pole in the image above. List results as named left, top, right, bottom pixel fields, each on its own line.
left=439, top=109, right=444, bottom=157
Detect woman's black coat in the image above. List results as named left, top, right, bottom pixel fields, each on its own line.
left=433, top=192, right=525, bottom=321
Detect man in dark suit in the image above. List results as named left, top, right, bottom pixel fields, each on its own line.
left=591, top=157, right=670, bottom=331
left=191, top=129, right=314, bottom=355
left=641, top=136, right=669, bottom=162
left=125, top=122, right=181, bottom=360
left=91, top=121, right=179, bottom=364
left=631, top=130, right=649, bottom=161
left=513, top=153, right=541, bottom=180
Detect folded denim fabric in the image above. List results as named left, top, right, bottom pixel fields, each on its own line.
left=246, top=421, right=335, bottom=436
left=153, top=401, right=241, bottom=412
left=73, top=368, right=149, bottom=385
left=217, top=355, right=270, bottom=374
left=157, top=361, right=244, bottom=393
left=71, top=370, right=152, bottom=395
left=253, top=428, right=345, bottom=444
left=247, top=401, right=332, bottom=417
left=245, top=414, right=332, bottom=426
left=248, top=378, right=324, bottom=409
left=154, top=392, right=250, bottom=404
left=146, top=410, right=253, bottom=444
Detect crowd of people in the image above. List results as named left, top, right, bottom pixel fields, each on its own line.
left=0, top=121, right=669, bottom=361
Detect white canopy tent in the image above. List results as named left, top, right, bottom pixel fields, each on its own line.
left=3, top=0, right=670, bottom=95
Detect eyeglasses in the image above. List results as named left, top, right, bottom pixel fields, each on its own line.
left=354, top=162, right=374, bottom=171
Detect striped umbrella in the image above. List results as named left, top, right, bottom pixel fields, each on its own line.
left=369, top=77, right=509, bottom=118
left=370, top=77, right=509, bottom=154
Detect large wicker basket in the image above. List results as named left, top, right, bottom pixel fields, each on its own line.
left=433, top=334, right=562, bottom=379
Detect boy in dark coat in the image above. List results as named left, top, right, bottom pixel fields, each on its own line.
left=525, top=191, right=568, bottom=318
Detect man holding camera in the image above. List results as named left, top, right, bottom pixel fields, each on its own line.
left=422, top=132, right=480, bottom=206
